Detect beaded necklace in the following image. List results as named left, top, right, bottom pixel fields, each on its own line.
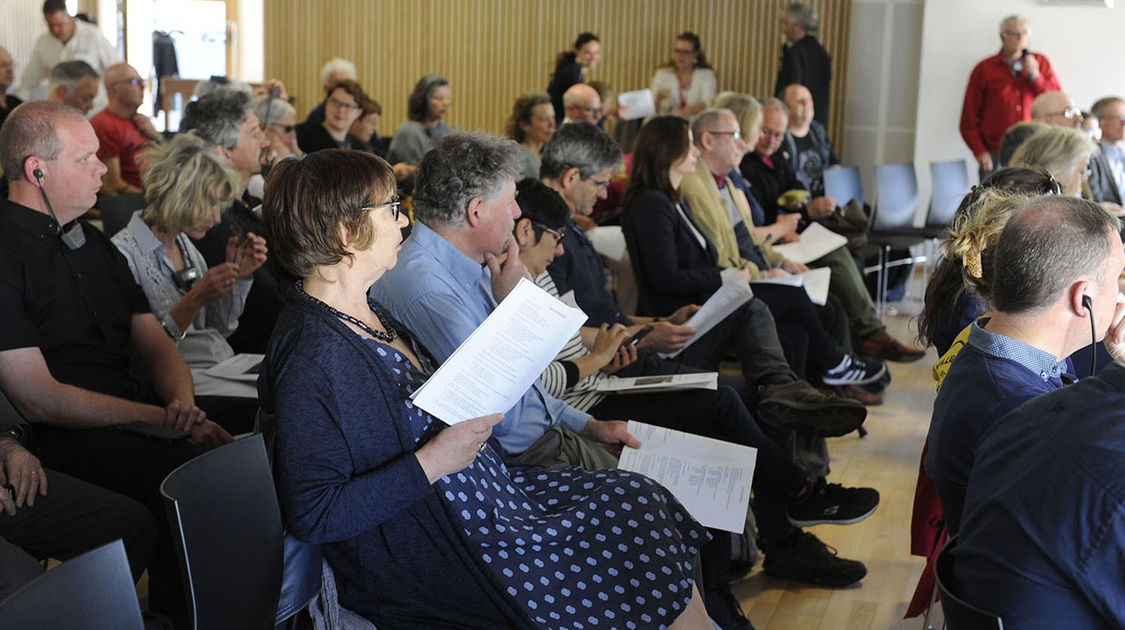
left=297, top=281, right=398, bottom=343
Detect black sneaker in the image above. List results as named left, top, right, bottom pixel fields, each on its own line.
left=703, top=583, right=756, bottom=630
left=762, top=531, right=868, bottom=587
left=821, top=355, right=887, bottom=386
left=787, top=478, right=880, bottom=527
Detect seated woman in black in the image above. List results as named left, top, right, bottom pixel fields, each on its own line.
left=621, top=115, right=885, bottom=388
left=258, top=149, right=712, bottom=629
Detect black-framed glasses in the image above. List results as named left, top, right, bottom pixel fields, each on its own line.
left=362, top=198, right=402, bottom=221
left=328, top=96, right=361, bottom=111
left=708, top=129, right=743, bottom=141
left=760, top=127, right=785, bottom=140
left=532, top=222, right=567, bottom=241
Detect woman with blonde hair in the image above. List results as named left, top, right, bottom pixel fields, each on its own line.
left=112, top=133, right=267, bottom=418
left=1009, top=126, right=1097, bottom=196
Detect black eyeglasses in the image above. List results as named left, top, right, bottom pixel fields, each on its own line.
left=533, top=222, right=567, bottom=240
left=328, top=96, right=361, bottom=111
left=362, top=198, right=402, bottom=221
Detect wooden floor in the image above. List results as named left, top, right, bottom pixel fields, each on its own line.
left=736, top=290, right=944, bottom=630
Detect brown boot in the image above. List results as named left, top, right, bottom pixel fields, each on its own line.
left=860, top=328, right=926, bottom=363
left=757, top=381, right=867, bottom=437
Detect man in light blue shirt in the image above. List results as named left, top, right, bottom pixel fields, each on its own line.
left=373, top=133, right=637, bottom=465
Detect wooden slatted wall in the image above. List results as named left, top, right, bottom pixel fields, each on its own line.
left=264, top=0, right=850, bottom=148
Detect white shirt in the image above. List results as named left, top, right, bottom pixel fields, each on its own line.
left=18, top=19, right=120, bottom=111
left=650, top=67, right=717, bottom=116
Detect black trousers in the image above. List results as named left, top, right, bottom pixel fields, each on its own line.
left=0, top=469, right=156, bottom=600
left=33, top=425, right=204, bottom=618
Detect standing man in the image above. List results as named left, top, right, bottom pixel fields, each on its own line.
left=18, top=0, right=119, bottom=110
left=774, top=3, right=831, bottom=127
left=91, top=63, right=160, bottom=196
left=0, top=47, right=21, bottom=130
left=959, top=15, right=1060, bottom=178
left=1089, top=96, right=1125, bottom=206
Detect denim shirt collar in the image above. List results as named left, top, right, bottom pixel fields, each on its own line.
left=968, top=318, right=1069, bottom=383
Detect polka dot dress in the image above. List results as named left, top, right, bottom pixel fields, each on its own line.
left=374, top=342, right=709, bottom=629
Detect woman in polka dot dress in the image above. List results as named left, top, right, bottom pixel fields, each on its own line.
left=258, top=150, right=713, bottom=629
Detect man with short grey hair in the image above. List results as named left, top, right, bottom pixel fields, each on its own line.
left=774, top=2, right=831, bottom=126
left=182, top=90, right=280, bottom=354
left=960, top=15, right=1061, bottom=178
left=1090, top=96, right=1125, bottom=205
left=47, top=60, right=99, bottom=114
left=374, top=132, right=640, bottom=469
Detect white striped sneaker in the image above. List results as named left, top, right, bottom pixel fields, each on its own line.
left=821, top=355, right=886, bottom=386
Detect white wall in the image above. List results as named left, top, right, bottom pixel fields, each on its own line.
left=914, top=0, right=1125, bottom=203
left=842, top=0, right=925, bottom=200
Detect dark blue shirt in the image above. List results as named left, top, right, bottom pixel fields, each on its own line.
left=925, top=320, right=1069, bottom=491
left=952, top=362, right=1125, bottom=629
left=546, top=218, right=633, bottom=327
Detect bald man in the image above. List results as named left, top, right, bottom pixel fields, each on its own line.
left=780, top=83, right=838, bottom=197
left=89, top=62, right=160, bottom=195
left=0, top=47, right=20, bottom=130
left=1031, top=91, right=1081, bottom=128
left=562, top=83, right=602, bottom=125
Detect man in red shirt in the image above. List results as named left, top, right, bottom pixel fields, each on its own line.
left=90, top=62, right=160, bottom=196
left=959, top=15, right=1060, bottom=178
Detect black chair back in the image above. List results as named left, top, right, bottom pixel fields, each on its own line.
left=161, top=434, right=284, bottom=630
left=0, top=540, right=144, bottom=630
left=929, top=159, right=971, bottom=228
left=98, top=193, right=148, bottom=237
left=873, top=163, right=920, bottom=232
left=934, top=537, right=1005, bottom=629
left=824, top=165, right=864, bottom=207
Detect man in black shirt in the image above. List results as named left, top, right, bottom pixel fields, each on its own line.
left=0, top=101, right=230, bottom=621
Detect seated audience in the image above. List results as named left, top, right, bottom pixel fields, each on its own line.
left=621, top=115, right=885, bottom=390
left=950, top=199, right=1125, bottom=629
left=546, top=32, right=600, bottom=125
left=540, top=122, right=867, bottom=447
left=925, top=194, right=1119, bottom=535
left=47, top=59, right=99, bottom=114
left=1089, top=96, right=1125, bottom=206
left=91, top=62, right=160, bottom=196
left=349, top=97, right=387, bottom=156
left=303, top=56, right=358, bottom=126
left=681, top=107, right=923, bottom=366
left=183, top=89, right=285, bottom=355
left=505, top=92, right=556, bottom=180
left=1009, top=125, right=1096, bottom=196
left=0, top=47, right=21, bottom=129
left=780, top=84, right=836, bottom=198
left=386, top=74, right=452, bottom=178
left=260, top=148, right=713, bottom=629
left=0, top=101, right=230, bottom=623
left=519, top=178, right=878, bottom=614
left=652, top=32, right=716, bottom=117
left=111, top=135, right=266, bottom=428
left=997, top=121, right=1048, bottom=169
left=561, top=83, right=602, bottom=125
left=296, top=79, right=368, bottom=153
left=254, top=91, right=302, bottom=162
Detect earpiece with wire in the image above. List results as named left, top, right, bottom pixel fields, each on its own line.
left=32, top=167, right=86, bottom=251
left=1083, top=294, right=1096, bottom=377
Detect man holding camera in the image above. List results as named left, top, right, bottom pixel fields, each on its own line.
left=959, top=14, right=1060, bottom=178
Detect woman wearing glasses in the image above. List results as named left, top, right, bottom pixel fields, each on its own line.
left=254, top=93, right=302, bottom=162
left=295, top=79, right=369, bottom=154
left=651, top=32, right=717, bottom=118
left=387, top=74, right=453, bottom=184
left=259, top=150, right=712, bottom=629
